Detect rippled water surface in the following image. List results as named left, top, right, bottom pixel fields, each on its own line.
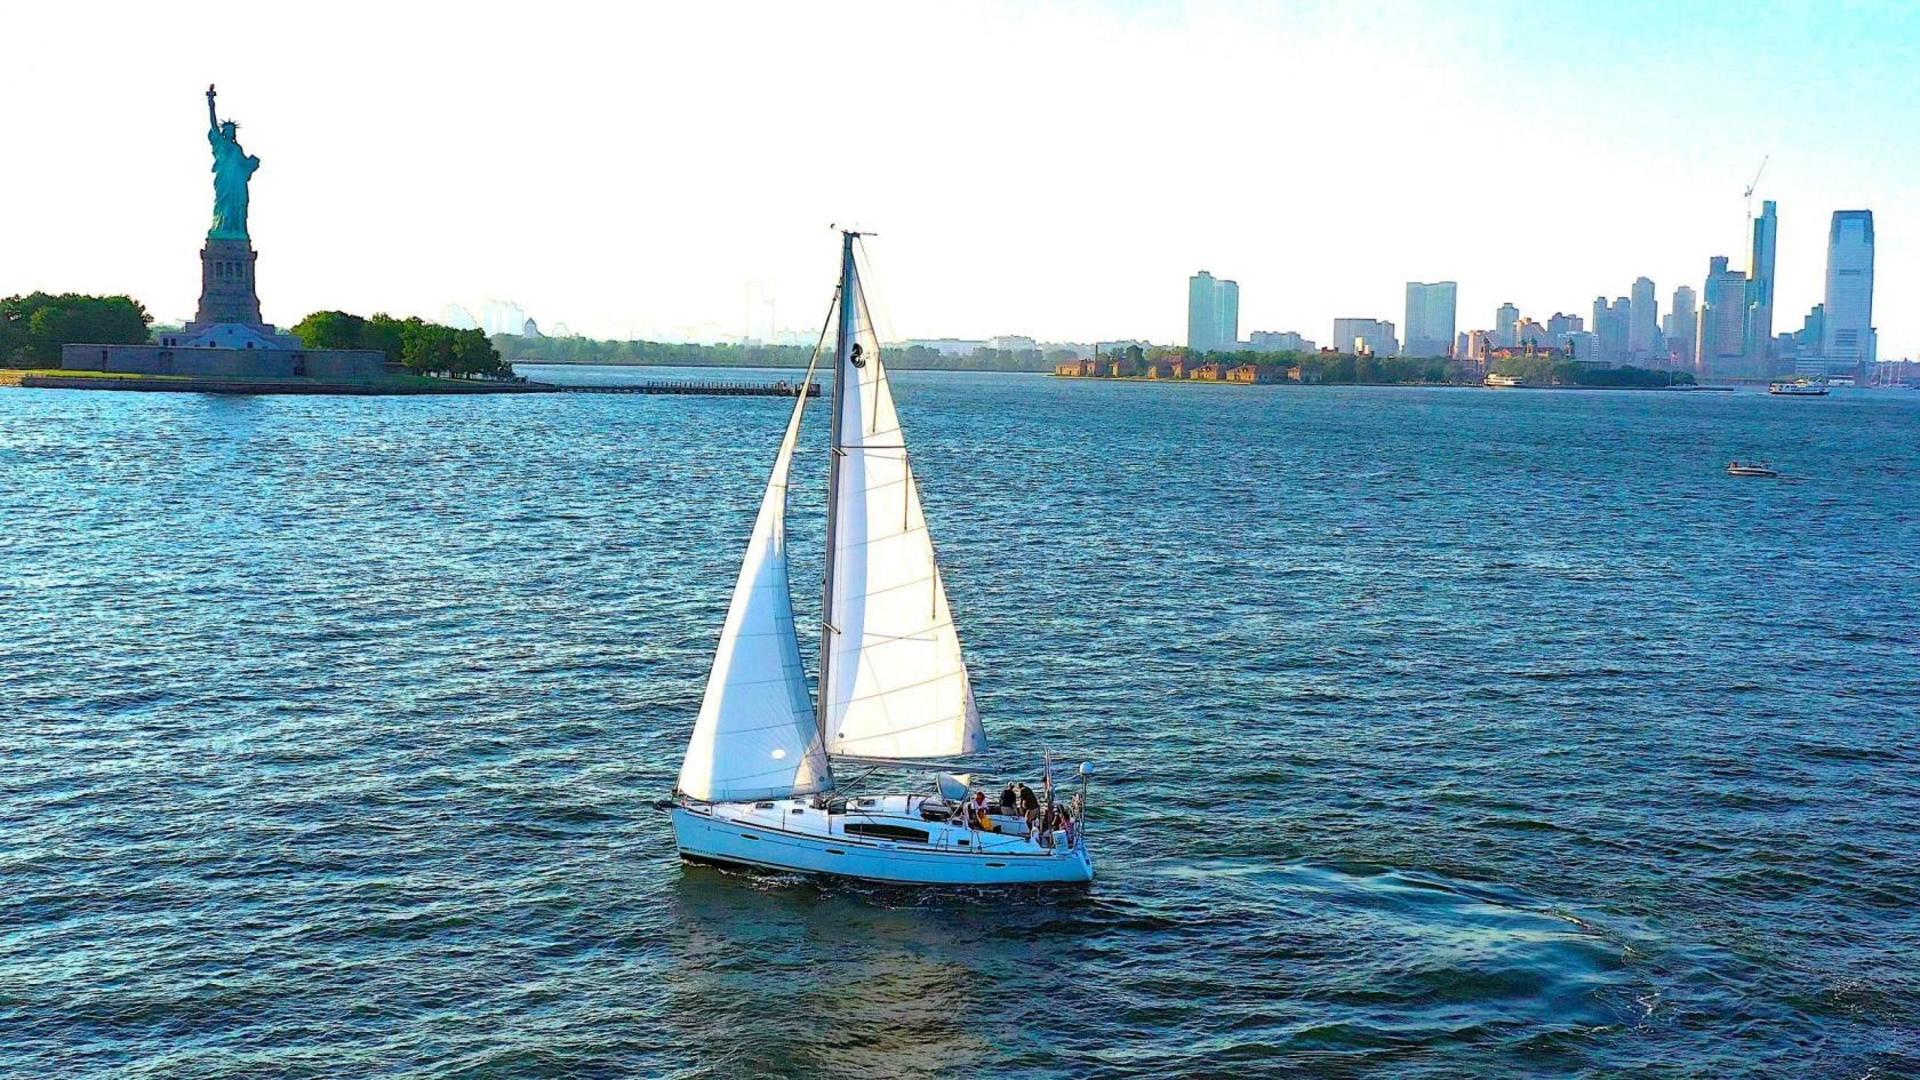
left=4, top=368, right=1918, bottom=1077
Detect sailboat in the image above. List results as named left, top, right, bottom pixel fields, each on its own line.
left=666, top=231, right=1095, bottom=886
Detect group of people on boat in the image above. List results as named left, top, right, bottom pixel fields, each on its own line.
left=954, top=782, right=1078, bottom=849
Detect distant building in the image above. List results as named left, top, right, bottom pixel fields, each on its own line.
left=1562, top=331, right=1598, bottom=363
left=1629, top=277, right=1657, bottom=362
left=1187, top=271, right=1239, bottom=353
left=1797, top=303, right=1826, bottom=353
left=1489, top=342, right=1567, bottom=361
left=990, top=335, right=1038, bottom=352
left=1546, top=312, right=1583, bottom=340
left=1821, top=210, right=1875, bottom=369
left=1698, top=255, right=1750, bottom=377
left=1592, top=296, right=1630, bottom=365
left=1332, top=317, right=1397, bottom=357
left=1403, top=281, right=1458, bottom=357
left=1663, top=286, right=1698, bottom=369
left=1746, top=200, right=1779, bottom=372
left=1247, top=329, right=1314, bottom=353
left=482, top=300, right=530, bottom=337
left=902, top=338, right=990, bottom=357
left=1226, top=363, right=1286, bottom=383
left=1495, top=302, right=1520, bottom=347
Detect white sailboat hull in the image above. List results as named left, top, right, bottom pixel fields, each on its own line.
left=672, top=799, right=1094, bottom=886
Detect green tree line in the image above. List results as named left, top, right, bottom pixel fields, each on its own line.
left=1491, top=354, right=1696, bottom=387
left=292, top=311, right=509, bottom=378
left=1, top=293, right=151, bottom=367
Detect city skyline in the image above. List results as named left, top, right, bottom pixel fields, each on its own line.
left=3, top=2, right=1916, bottom=357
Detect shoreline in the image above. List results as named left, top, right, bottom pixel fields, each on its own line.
left=1, top=370, right=559, bottom=396
left=1049, top=374, right=1732, bottom=392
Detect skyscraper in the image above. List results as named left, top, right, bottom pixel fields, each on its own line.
left=1403, top=281, right=1458, bottom=357
left=1794, top=304, right=1827, bottom=376
left=1248, top=330, right=1314, bottom=353
left=1698, top=256, right=1749, bottom=377
left=1332, top=317, right=1398, bottom=357
left=1187, top=271, right=1240, bottom=353
left=1666, top=285, right=1697, bottom=369
left=1744, top=200, right=1779, bottom=374
left=1629, top=277, right=1657, bottom=362
left=1821, top=210, right=1875, bottom=368
left=1495, top=302, right=1519, bottom=347
left=1593, top=296, right=1630, bottom=364
left=1546, top=312, right=1583, bottom=340
left=1220, top=279, right=1240, bottom=349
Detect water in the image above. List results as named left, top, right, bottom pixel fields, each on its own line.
left=3, top=368, right=1917, bottom=1077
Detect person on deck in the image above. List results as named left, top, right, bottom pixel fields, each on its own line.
left=1018, top=783, right=1040, bottom=824
left=999, top=784, right=1019, bottom=812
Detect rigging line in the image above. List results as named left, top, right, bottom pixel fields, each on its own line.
left=829, top=764, right=884, bottom=800
left=765, top=270, right=839, bottom=728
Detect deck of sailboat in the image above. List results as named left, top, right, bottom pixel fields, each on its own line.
left=692, top=794, right=1063, bottom=855
left=673, top=793, right=1093, bottom=884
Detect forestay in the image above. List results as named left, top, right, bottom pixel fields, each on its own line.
left=820, top=253, right=985, bottom=760
left=677, top=354, right=833, bottom=803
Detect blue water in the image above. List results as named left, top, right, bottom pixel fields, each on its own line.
left=3, top=368, right=1917, bottom=1077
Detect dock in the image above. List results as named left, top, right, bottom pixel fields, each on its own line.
left=557, top=380, right=818, bottom=397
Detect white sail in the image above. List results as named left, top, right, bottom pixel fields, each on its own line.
left=677, top=362, right=832, bottom=802
left=820, top=252, right=985, bottom=760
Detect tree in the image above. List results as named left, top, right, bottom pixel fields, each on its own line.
left=1, top=292, right=151, bottom=367
left=288, top=309, right=505, bottom=377
left=290, top=310, right=367, bottom=351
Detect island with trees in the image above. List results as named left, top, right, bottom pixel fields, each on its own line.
left=3, top=292, right=544, bottom=394
left=1055, top=343, right=1701, bottom=390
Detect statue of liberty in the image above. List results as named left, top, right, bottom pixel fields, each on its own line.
left=205, top=84, right=260, bottom=240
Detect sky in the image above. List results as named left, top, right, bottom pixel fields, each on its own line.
left=3, top=1, right=1917, bottom=355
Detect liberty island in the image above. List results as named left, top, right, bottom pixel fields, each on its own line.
left=26, top=86, right=537, bottom=394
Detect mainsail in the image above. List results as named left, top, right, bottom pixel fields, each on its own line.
left=819, top=241, right=985, bottom=760
left=677, top=355, right=832, bottom=802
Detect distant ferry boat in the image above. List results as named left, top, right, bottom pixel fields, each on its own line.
left=1484, top=373, right=1527, bottom=388
left=1768, top=378, right=1830, bottom=396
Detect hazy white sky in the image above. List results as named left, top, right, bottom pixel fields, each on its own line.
left=3, top=1, right=1916, bottom=354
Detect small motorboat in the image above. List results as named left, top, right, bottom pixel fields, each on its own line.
left=1727, top=461, right=1779, bottom=477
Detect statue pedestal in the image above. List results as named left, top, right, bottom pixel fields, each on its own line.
left=188, top=237, right=265, bottom=331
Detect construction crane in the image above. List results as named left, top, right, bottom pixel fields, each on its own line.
left=1743, top=154, right=1770, bottom=254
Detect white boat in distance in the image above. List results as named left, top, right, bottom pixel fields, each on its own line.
left=667, top=231, right=1094, bottom=886
left=1769, top=378, right=1830, bottom=396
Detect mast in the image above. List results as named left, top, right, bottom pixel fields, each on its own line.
left=817, top=230, right=858, bottom=748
